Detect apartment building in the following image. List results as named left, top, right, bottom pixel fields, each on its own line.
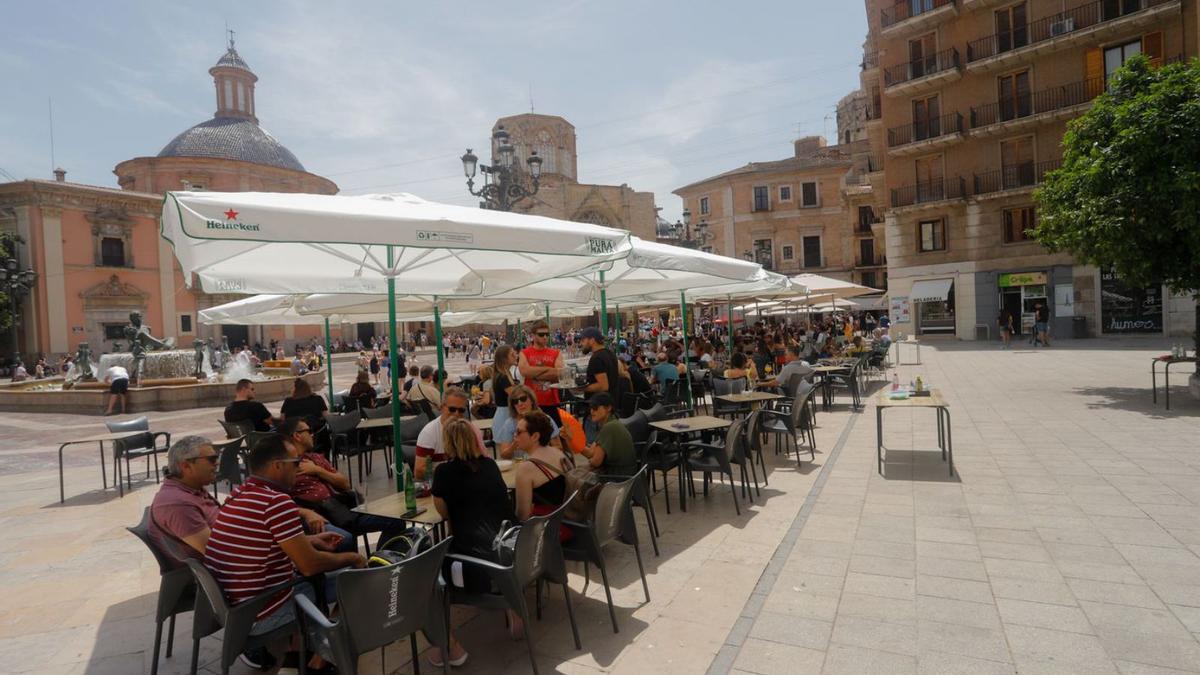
left=839, top=83, right=891, bottom=293
left=864, top=0, right=1196, bottom=339
left=670, top=137, right=857, bottom=279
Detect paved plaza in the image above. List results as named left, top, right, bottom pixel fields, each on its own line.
left=1, top=340, right=1199, bottom=674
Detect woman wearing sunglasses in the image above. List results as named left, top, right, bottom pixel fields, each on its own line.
left=487, top=346, right=523, bottom=450
left=493, top=384, right=559, bottom=459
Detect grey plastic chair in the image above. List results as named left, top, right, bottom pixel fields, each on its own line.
left=296, top=538, right=453, bottom=675
left=210, top=437, right=246, bottom=500
left=761, top=387, right=817, bottom=466
left=563, top=470, right=651, bottom=633
left=324, top=412, right=369, bottom=487
left=126, top=507, right=196, bottom=675
left=357, top=405, right=395, bottom=479
left=682, top=418, right=748, bottom=514
left=217, top=418, right=254, bottom=440
left=711, top=377, right=748, bottom=419
left=105, top=416, right=170, bottom=491
left=185, top=559, right=311, bottom=675
left=447, top=497, right=582, bottom=675
left=826, top=357, right=866, bottom=409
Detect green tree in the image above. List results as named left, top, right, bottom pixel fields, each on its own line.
left=1035, top=54, right=1200, bottom=367
left=0, top=231, right=21, bottom=333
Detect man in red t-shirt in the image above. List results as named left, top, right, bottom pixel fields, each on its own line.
left=520, top=321, right=565, bottom=425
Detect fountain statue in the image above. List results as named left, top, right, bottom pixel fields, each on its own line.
left=193, top=339, right=206, bottom=380
left=123, top=311, right=176, bottom=385
left=74, top=342, right=96, bottom=382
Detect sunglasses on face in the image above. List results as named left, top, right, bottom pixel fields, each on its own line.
left=512, top=396, right=530, bottom=404
left=536, top=332, right=550, bottom=337
left=295, top=428, right=312, bottom=435
left=446, top=406, right=467, bottom=414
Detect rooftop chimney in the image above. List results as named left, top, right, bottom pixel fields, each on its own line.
left=793, top=136, right=827, bottom=158
left=53, top=168, right=66, bottom=182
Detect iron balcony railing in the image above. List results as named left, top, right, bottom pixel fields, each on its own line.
left=881, top=0, right=955, bottom=29
left=887, top=111, right=964, bottom=147
left=883, top=47, right=961, bottom=88
left=861, top=50, right=880, bottom=70
left=855, top=255, right=887, bottom=268
left=891, top=176, right=966, bottom=208
left=970, top=77, right=1105, bottom=128
left=973, top=159, right=1062, bottom=194
left=966, top=0, right=1176, bottom=63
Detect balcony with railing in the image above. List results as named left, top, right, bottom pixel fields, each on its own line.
left=973, top=159, right=1062, bottom=196
left=861, top=50, right=880, bottom=71
left=965, top=0, right=1180, bottom=72
left=855, top=255, right=887, bottom=269
left=891, top=176, right=967, bottom=209
left=887, top=111, right=965, bottom=155
left=881, top=0, right=958, bottom=37
left=883, top=47, right=962, bottom=96
left=969, top=77, right=1105, bottom=135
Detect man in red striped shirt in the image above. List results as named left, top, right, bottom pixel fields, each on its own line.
left=204, top=434, right=364, bottom=663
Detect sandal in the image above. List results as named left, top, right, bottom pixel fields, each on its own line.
left=428, top=649, right=469, bottom=668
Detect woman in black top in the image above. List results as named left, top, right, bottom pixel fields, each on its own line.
left=431, top=418, right=515, bottom=656
left=279, top=377, right=328, bottom=421
left=347, top=370, right=376, bottom=409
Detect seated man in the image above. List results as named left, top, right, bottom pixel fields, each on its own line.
left=762, top=345, right=815, bottom=390
left=414, top=387, right=484, bottom=480
left=204, top=435, right=364, bottom=666
left=580, top=393, right=637, bottom=477
left=406, top=365, right=442, bottom=410
left=651, top=352, right=680, bottom=394
left=224, top=378, right=274, bottom=432
left=279, top=417, right=408, bottom=540
left=148, top=435, right=221, bottom=558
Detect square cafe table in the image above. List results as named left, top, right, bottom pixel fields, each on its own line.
left=57, top=430, right=148, bottom=503
left=649, top=415, right=732, bottom=511
left=354, top=461, right=518, bottom=541
left=875, top=388, right=953, bottom=477
left=1150, top=355, right=1197, bottom=411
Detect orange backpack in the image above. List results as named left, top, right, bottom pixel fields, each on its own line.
left=557, top=409, right=587, bottom=454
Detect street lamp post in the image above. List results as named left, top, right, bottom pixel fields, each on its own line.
left=462, top=126, right=543, bottom=211
left=672, top=208, right=712, bottom=249
left=0, top=252, right=37, bottom=366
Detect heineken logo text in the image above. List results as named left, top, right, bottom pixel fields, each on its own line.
left=205, top=219, right=261, bottom=232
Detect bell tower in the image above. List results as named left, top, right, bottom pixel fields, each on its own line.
left=209, top=30, right=258, bottom=122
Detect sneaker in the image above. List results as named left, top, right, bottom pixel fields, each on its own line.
left=238, top=646, right=275, bottom=671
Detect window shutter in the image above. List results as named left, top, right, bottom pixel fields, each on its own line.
left=1142, top=32, right=1163, bottom=68
left=1084, top=47, right=1103, bottom=92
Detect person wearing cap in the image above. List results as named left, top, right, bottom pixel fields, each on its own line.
left=581, top=392, right=637, bottom=477
left=579, top=326, right=619, bottom=401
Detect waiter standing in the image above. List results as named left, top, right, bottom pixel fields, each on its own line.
left=520, top=320, right=565, bottom=425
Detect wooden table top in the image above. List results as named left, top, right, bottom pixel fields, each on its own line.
left=876, top=388, right=948, bottom=409
left=355, top=461, right=517, bottom=523
left=356, top=415, right=420, bottom=431
left=715, top=392, right=783, bottom=403
left=649, top=415, right=732, bottom=434
left=811, top=365, right=852, bottom=373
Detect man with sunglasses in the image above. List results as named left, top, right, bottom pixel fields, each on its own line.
left=519, top=321, right=565, bottom=425
left=414, top=387, right=485, bottom=480
left=148, top=435, right=222, bottom=558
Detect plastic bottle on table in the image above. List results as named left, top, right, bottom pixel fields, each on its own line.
left=892, top=373, right=900, bottom=391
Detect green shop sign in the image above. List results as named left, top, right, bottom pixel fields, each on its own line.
left=998, top=272, right=1046, bottom=288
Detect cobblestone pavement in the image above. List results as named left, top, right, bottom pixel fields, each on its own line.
left=0, top=340, right=1197, bottom=674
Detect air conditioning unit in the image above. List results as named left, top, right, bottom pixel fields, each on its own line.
left=1050, top=18, right=1075, bottom=36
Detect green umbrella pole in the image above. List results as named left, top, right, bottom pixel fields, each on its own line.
left=387, top=246, right=403, bottom=493
left=599, top=270, right=608, bottom=336
left=434, top=301, right=445, bottom=395
left=516, top=319, right=523, bottom=349
left=544, top=303, right=550, bottom=328
left=324, top=316, right=335, bottom=406
left=727, top=297, right=734, bottom=355
left=680, top=290, right=694, bottom=410
left=615, top=304, right=621, bottom=342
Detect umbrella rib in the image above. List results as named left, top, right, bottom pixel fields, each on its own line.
left=192, top=239, right=275, bottom=274
left=304, top=242, right=387, bottom=274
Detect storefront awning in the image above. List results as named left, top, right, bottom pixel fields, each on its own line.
left=910, top=278, right=954, bottom=304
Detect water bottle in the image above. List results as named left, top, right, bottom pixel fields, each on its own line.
left=892, top=373, right=900, bottom=391
left=402, top=462, right=417, bottom=513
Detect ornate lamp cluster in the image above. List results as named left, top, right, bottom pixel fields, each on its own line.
left=671, top=208, right=712, bottom=249
left=461, top=126, right=543, bottom=211
left=1, top=253, right=37, bottom=364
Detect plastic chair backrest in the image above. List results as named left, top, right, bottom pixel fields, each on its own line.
left=333, top=537, right=451, bottom=654
left=744, top=410, right=764, bottom=453
left=643, top=402, right=667, bottom=423
left=589, top=475, right=636, bottom=547
left=246, top=431, right=276, bottom=450
left=214, top=438, right=245, bottom=487
left=185, top=559, right=232, bottom=625
left=711, top=377, right=735, bottom=398
left=619, top=411, right=649, bottom=446
left=360, top=405, right=391, bottom=420
left=512, top=492, right=575, bottom=587
left=106, top=416, right=153, bottom=451
left=323, top=412, right=360, bottom=435
left=219, top=419, right=254, bottom=439
left=127, top=506, right=185, bottom=573
left=723, top=418, right=747, bottom=468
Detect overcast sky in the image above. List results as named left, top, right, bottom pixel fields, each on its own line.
left=0, top=1, right=866, bottom=221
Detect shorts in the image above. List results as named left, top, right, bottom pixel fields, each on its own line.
left=110, top=378, right=129, bottom=395
left=1034, top=322, right=1048, bottom=333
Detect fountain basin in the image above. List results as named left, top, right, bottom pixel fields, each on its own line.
left=0, top=369, right=326, bottom=415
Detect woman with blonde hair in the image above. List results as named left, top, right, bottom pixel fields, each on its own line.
left=472, top=364, right=496, bottom=417
left=489, top=345, right=523, bottom=444
left=493, top=384, right=559, bottom=458
left=430, top=417, right=513, bottom=664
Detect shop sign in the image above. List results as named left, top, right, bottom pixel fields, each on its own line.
left=889, top=296, right=911, bottom=324
left=1100, top=268, right=1163, bottom=334
left=998, top=271, right=1046, bottom=287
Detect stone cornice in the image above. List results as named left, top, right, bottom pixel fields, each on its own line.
left=0, top=181, right=161, bottom=217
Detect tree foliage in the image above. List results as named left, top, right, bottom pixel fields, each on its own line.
left=1034, top=55, right=1200, bottom=295
left=0, top=231, right=20, bottom=333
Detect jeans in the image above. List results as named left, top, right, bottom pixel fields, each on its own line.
left=248, top=569, right=348, bottom=636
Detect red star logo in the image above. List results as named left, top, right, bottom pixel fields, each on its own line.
left=223, top=208, right=239, bottom=220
